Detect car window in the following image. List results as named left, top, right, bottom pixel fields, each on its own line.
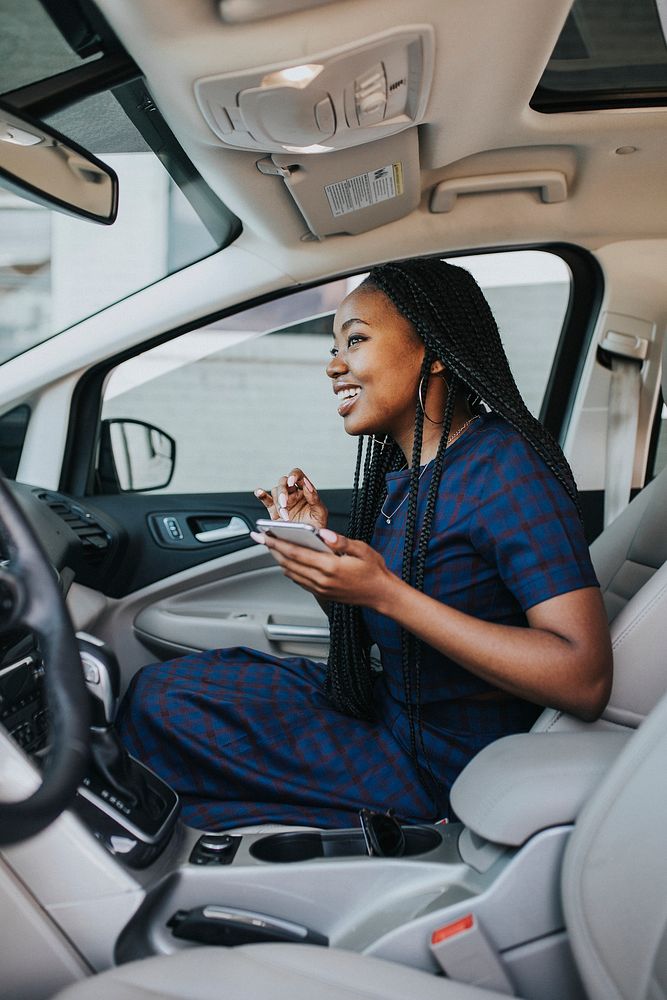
left=97, top=250, right=571, bottom=494
left=0, top=404, right=30, bottom=479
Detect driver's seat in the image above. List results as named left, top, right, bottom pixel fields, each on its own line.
left=53, top=684, right=667, bottom=1000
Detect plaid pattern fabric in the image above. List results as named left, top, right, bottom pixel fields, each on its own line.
left=364, top=413, right=598, bottom=704
left=117, top=414, right=597, bottom=830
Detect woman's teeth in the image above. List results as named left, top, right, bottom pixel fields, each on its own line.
left=336, top=386, right=361, bottom=414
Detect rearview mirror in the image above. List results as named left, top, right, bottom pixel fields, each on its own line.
left=98, top=420, right=176, bottom=493
left=0, top=99, right=118, bottom=224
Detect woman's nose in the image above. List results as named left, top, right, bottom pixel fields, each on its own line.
left=326, top=352, right=347, bottom=378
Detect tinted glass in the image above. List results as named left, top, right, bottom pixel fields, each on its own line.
left=532, top=0, right=667, bottom=110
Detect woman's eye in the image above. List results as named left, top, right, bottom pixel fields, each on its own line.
left=329, top=347, right=338, bottom=358
left=348, top=335, right=364, bottom=348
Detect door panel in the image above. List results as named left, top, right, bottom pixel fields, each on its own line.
left=83, top=488, right=352, bottom=597
left=134, top=561, right=329, bottom=662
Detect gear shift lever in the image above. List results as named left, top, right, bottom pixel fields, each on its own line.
left=77, top=632, right=146, bottom=808
left=77, top=632, right=120, bottom=728
left=73, top=634, right=179, bottom=868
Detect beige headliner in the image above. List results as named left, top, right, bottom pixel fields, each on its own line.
left=93, top=0, right=667, bottom=280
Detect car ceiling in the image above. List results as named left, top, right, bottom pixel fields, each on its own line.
left=6, top=0, right=667, bottom=286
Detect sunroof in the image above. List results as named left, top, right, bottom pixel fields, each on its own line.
left=531, top=0, right=667, bottom=112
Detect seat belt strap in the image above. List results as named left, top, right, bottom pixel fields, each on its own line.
left=602, top=328, right=647, bottom=528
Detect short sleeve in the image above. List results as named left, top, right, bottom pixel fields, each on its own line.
left=469, top=430, right=598, bottom=612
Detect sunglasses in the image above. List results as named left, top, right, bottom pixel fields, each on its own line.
left=359, top=808, right=406, bottom=858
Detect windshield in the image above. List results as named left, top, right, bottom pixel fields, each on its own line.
left=0, top=0, right=239, bottom=364
left=0, top=149, right=221, bottom=364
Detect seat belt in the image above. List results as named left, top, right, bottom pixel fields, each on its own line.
left=601, top=331, right=648, bottom=528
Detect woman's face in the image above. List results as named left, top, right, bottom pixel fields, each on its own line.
left=328, top=286, right=426, bottom=440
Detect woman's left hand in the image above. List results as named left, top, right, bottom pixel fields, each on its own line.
left=249, top=528, right=394, bottom=607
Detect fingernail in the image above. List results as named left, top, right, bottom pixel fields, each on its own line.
left=319, top=528, right=337, bottom=542
left=250, top=531, right=266, bottom=544
left=287, top=475, right=296, bottom=488
left=303, top=477, right=314, bottom=492
left=254, top=489, right=264, bottom=497
left=279, top=492, right=287, bottom=508
left=279, top=508, right=289, bottom=521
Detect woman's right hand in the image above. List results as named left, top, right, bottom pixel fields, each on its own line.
left=254, top=468, right=328, bottom=530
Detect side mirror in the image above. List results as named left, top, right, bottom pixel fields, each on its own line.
left=98, top=420, right=176, bottom=494
left=0, top=99, right=118, bottom=224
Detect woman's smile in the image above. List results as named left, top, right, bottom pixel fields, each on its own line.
left=334, top=382, right=362, bottom=416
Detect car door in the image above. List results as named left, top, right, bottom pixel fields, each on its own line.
left=60, top=279, right=361, bottom=680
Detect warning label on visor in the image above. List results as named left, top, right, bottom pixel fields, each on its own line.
left=325, top=162, right=404, bottom=217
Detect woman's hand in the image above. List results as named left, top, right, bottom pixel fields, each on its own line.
left=254, top=468, right=328, bottom=530
left=249, top=527, right=394, bottom=607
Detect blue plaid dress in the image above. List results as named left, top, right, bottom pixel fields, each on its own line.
left=117, top=414, right=598, bottom=830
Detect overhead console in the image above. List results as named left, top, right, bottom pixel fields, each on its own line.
left=194, top=26, right=433, bottom=237
left=195, top=26, right=433, bottom=154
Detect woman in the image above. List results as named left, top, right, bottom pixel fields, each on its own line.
left=117, top=258, right=612, bottom=830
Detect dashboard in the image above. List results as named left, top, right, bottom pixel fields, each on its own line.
left=1, top=480, right=123, bottom=752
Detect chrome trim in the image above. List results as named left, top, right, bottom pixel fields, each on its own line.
left=195, top=516, right=250, bottom=543
left=265, top=623, right=330, bottom=643
left=0, top=654, right=35, bottom=679
left=201, top=906, right=308, bottom=939
left=76, top=757, right=179, bottom=846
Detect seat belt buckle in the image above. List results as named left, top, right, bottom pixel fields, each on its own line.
left=429, top=912, right=515, bottom=994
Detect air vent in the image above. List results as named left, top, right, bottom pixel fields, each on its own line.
left=38, top=492, right=110, bottom=561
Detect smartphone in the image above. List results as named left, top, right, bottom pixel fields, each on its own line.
left=255, top=518, right=335, bottom=554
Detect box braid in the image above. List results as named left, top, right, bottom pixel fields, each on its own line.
left=325, top=432, right=402, bottom=719
left=324, top=257, right=580, bottom=811
left=368, top=258, right=580, bottom=510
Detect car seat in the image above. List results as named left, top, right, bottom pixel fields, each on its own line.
left=533, top=332, right=667, bottom=735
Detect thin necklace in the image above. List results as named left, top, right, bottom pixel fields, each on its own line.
left=446, top=414, right=479, bottom=448
left=379, top=415, right=480, bottom=525
left=380, top=460, right=432, bottom=525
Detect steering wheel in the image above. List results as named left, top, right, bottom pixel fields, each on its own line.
left=0, top=476, right=90, bottom=845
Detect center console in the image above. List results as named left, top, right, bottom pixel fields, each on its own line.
left=105, top=728, right=627, bottom=999
left=0, top=640, right=631, bottom=1000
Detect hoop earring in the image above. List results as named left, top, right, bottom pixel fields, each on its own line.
left=418, top=372, right=450, bottom=425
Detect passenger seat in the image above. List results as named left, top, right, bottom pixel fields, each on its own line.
left=535, top=334, right=667, bottom=734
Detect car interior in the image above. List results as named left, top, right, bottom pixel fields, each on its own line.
left=1, top=1, right=667, bottom=998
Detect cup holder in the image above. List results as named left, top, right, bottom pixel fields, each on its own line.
left=250, top=825, right=442, bottom=863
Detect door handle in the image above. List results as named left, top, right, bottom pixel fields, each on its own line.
left=265, top=623, right=330, bottom=644
left=194, top=516, right=250, bottom=543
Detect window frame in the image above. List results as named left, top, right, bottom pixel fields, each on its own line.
left=58, top=243, right=603, bottom=498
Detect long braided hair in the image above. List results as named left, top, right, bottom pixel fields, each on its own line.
left=324, top=257, right=579, bottom=810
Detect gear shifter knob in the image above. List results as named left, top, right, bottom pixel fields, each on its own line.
left=77, top=632, right=120, bottom=728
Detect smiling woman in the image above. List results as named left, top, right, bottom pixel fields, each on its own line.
left=115, top=256, right=611, bottom=831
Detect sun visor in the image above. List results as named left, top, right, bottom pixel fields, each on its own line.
left=257, top=127, right=420, bottom=237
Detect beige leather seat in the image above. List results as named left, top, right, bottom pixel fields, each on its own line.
left=52, top=679, right=667, bottom=1000
left=534, top=335, right=667, bottom=735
